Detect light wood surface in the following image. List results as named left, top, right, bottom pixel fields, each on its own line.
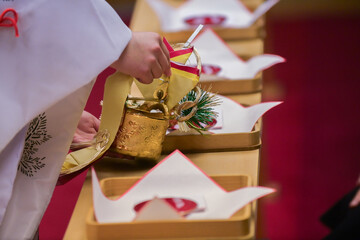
left=226, top=39, right=264, bottom=60
left=227, top=92, right=262, bottom=106
left=200, top=76, right=262, bottom=95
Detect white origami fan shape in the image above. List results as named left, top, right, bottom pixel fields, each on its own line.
left=210, top=96, right=282, bottom=134
left=147, top=0, right=279, bottom=32
left=167, top=96, right=282, bottom=135
left=92, top=150, right=274, bottom=223
left=190, top=28, right=285, bottom=80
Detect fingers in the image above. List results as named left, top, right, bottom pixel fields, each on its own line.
left=92, top=116, right=100, bottom=131
left=139, top=39, right=171, bottom=83
left=156, top=52, right=171, bottom=78
left=112, top=32, right=172, bottom=84
left=159, top=55, right=171, bottom=78
left=159, top=40, right=171, bottom=77
left=151, top=59, right=163, bottom=79
left=160, top=38, right=170, bottom=60
left=350, top=188, right=360, bottom=207
left=72, top=111, right=100, bottom=144
left=137, top=68, right=153, bottom=84
left=148, top=38, right=170, bottom=79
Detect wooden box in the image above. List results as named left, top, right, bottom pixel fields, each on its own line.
left=199, top=74, right=262, bottom=95
left=86, top=175, right=253, bottom=240
left=226, top=39, right=264, bottom=60
left=130, top=0, right=266, bottom=43
left=163, top=123, right=261, bottom=154
left=226, top=93, right=262, bottom=106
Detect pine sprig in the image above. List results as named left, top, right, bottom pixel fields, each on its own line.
left=178, top=88, right=221, bottom=132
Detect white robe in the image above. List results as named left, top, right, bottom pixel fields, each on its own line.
left=0, top=0, right=131, bottom=239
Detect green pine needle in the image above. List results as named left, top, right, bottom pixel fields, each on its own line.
left=178, top=88, right=221, bottom=132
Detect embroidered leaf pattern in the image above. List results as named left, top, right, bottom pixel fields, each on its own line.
left=18, top=113, right=52, bottom=177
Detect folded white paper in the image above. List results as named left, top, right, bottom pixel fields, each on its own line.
left=147, top=0, right=279, bottom=32
left=189, top=28, right=285, bottom=80
left=92, top=150, right=274, bottom=223
left=210, top=96, right=282, bottom=134
left=167, top=95, right=282, bottom=135
left=133, top=197, right=185, bottom=221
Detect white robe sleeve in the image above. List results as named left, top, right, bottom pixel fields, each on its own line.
left=0, top=0, right=131, bottom=152
left=0, top=0, right=132, bottom=239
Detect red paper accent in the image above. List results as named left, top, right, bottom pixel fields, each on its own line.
left=163, top=37, right=200, bottom=75
left=171, top=61, right=200, bottom=76
left=201, top=64, right=222, bottom=75
left=188, top=118, right=217, bottom=130
left=163, top=37, right=174, bottom=52
left=170, top=47, right=193, bottom=59
left=206, top=118, right=217, bottom=128
left=0, top=8, right=19, bottom=37
left=185, top=15, right=226, bottom=26
left=163, top=37, right=195, bottom=59
left=134, top=197, right=197, bottom=215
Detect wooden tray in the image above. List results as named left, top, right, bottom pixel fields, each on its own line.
left=226, top=38, right=264, bottom=60
left=163, top=123, right=261, bottom=154
left=130, top=0, right=266, bottom=42
left=199, top=75, right=262, bottom=95
left=86, top=175, right=252, bottom=240
left=161, top=21, right=265, bottom=43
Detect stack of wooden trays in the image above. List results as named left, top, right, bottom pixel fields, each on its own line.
left=130, top=0, right=266, bottom=106
left=163, top=122, right=262, bottom=153
left=64, top=0, right=274, bottom=239
left=86, top=175, right=252, bottom=240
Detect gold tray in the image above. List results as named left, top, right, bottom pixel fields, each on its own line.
left=86, top=174, right=252, bottom=240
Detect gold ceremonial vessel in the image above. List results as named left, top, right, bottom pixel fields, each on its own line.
left=109, top=102, right=170, bottom=159
left=108, top=44, right=201, bottom=160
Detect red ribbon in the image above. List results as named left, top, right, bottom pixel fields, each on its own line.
left=163, top=37, right=200, bottom=76
left=0, top=8, right=19, bottom=37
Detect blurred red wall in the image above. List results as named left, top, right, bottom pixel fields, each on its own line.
left=260, top=3, right=360, bottom=239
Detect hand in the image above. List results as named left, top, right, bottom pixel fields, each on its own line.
left=349, top=175, right=360, bottom=207
left=72, top=111, right=100, bottom=143
left=111, top=32, right=171, bottom=84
